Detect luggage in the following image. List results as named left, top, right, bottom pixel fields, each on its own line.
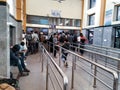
left=0, top=83, right=15, bottom=90
left=0, top=79, right=19, bottom=90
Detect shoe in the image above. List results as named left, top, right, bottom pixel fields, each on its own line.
left=65, top=61, right=68, bottom=67
left=20, top=72, right=29, bottom=76
left=17, top=72, right=29, bottom=79
left=24, top=68, right=30, bottom=72
left=64, top=61, right=68, bottom=67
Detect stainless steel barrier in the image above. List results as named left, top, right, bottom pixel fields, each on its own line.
left=69, top=44, right=120, bottom=73
left=39, top=43, right=68, bottom=90
left=56, top=45, right=118, bottom=90
left=85, top=44, right=120, bottom=58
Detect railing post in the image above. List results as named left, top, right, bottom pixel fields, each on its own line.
left=46, top=58, right=49, bottom=90
left=41, top=51, right=44, bottom=72
left=105, top=48, right=108, bottom=67
left=93, top=65, right=97, bottom=88
left=59, top=47, right=61, bottom=66
left=71, top=54, right=75, bottom=90
left=113, top=77, right=118, bottom=90
left=53, top=43, right=55, bottom=57
left=63, top=82, right=68, bottom=90
left=93, top=54, right=97, bottom=88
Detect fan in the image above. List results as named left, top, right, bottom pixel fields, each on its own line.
left=52, top=0, right=65, bottom=3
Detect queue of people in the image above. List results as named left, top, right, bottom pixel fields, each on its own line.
left=48, top=32, right=88, bottom=67
left=10, top=30, right=87, bottom=78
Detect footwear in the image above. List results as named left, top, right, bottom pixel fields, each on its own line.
left=24, top=68, right=30, bottom=72
left=20, top=72, right=29, bottom=76
left=64, top=61, right=68, bottom=67
left=17, top=72, right=29, bottom=79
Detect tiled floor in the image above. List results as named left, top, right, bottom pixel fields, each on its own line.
left=19, top=53, right=46, bottom=90
left=18, top=51, right=114, bottom=90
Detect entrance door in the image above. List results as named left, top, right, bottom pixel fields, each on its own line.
left=87, top=29, right=94, bottom=44
left=114, top=27, right=120, bottom=48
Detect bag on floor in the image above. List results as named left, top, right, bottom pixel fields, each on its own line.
left=0, top=79, right=19, bottom=89
left=0, top=83, right=15, bottom=90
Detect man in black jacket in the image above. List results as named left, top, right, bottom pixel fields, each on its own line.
left=10, top=44, right=30, bottom=77
left=61, top=39, right=70, bottom=67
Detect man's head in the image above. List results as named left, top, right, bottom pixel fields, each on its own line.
left=20, top=42, right=25, bottom=46
left=12, top=44, right=20, bottom=52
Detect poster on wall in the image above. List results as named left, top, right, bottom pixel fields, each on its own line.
left=104, top=9, right=112, bottom=25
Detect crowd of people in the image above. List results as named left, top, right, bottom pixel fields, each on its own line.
left=10, top=30, right=88, bottom=78
left=48, top=32, right=88, bottom=67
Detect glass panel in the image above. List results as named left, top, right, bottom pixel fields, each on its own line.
left=74, top=19, right=80, bottom=27
left=88, top=29, right=94, bottom=44
left=90, top=0, right=96, bottom=8
left=89, top=14, right=95, bottom=25
left=40, top=18, right=49, bottom=25
left=116, top=6, right=120, bottom=21
left=114, top=28, right=120, bottom=48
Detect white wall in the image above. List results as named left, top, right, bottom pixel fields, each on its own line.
left=7, top=0, right=16, bottom=17
left=26, top=0, right=82, bottom=19
left=105, top=0, right=120, bottom=25
left=82, top=0, right=102, bottom=28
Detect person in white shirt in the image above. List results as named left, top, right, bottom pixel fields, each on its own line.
left=31, top=31, right=39, bottom=53
left=19, top=42, right=27, bottom=59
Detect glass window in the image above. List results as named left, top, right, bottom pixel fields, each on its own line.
left=40, top=18, right=49, bottom=25
left=27, top=15, right=49, bottom=25
left=88, top=14, right=95, bottom=25
left=74, top=19, right=80, bottom=27
left=89, top=0, right=96, bottom=8
left=116, top=6, right=120, bottom=21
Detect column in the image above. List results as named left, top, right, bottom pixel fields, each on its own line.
left=0, top=1, right=10, bottom=77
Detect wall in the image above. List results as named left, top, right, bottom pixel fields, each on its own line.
left=0, top=1, right=10, bottom=77
left=7, top=0, right=16, bottom=17
left=82, top=0, right=104, bottom=29
left=104, top=0, right=120, bottom=25
left=26, top=0, right=82, bottom=19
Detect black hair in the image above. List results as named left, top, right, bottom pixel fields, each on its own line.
left=20, top=42, right=25, bottom=46
left=12, top=44, right=20, bottom=52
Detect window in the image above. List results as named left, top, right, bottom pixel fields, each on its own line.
left=74, top=19, right=80, bottom=27
left=27, top=15, right=49, bottom=25
left=88, top=14, right=95, bottom=25
left=89, top=0, right=96, bottom=8
left=116, top=6, right=120, bottom=21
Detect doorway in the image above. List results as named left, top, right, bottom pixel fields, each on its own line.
left=114, top=27, right=120, bottom=48
left=9, top=26, right=16, bottom=46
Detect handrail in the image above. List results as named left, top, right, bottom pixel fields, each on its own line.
left=70, top=42, right=120, bottom=55
left=91, top=44, right=120, bottom=51
left=85, top=44, right=120, bottom=55
left=69, top=44, right=120, bottom=72
left=56, top=45, right=118, bottom=90
left=39, top=43, right=68, bottom=90
left=70, top=44, right=120, bottom=62
left=47, top=41, right=120, bottom=72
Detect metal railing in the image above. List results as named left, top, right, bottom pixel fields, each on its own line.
left=58, top=45, right=118, bottom=90
left=46, top=41, right=119, bottom=90
left=85, top=44, right=120, bottom=58
left=39, top=43, right=68, bottom=90
left=69, top=43, right=120, bottom=73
